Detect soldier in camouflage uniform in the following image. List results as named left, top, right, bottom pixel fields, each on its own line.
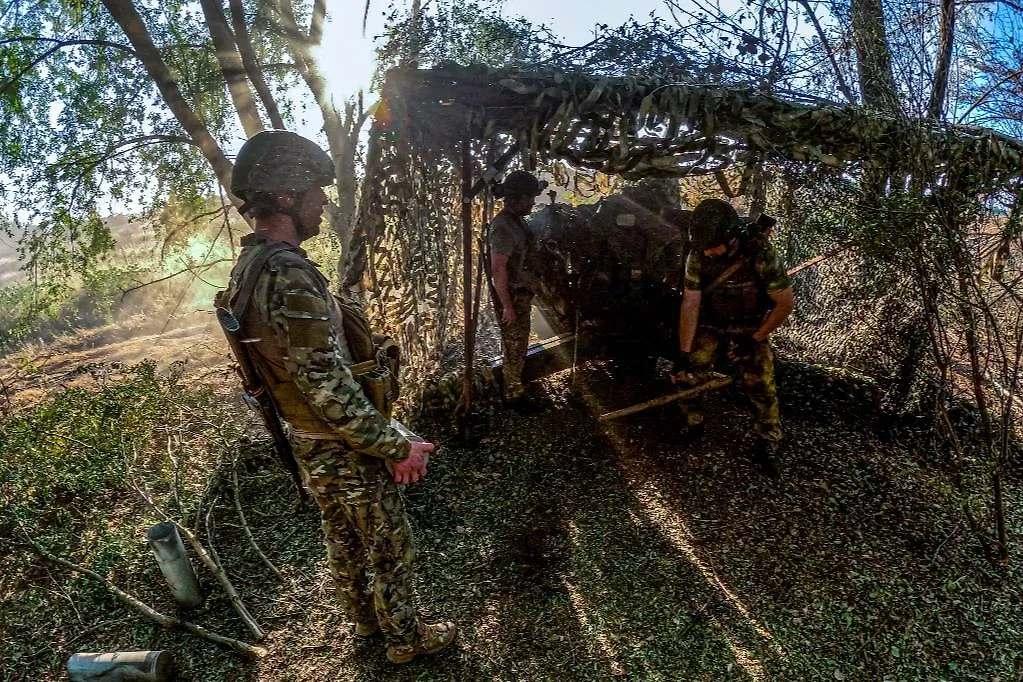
left=488, top=170, right=545, bottom=407
left=220, top=130, right=456, bottom=663
left=677, top=198, right=795, bottom=476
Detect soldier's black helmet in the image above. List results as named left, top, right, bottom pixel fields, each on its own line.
left=499, top=170, right=546, bottom=198
left=231, top=130, right=334, bottom=200
left=689, top=198, right=740, bottom=252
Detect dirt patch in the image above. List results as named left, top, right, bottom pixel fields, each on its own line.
left=0, top=312, right=231, bottom=410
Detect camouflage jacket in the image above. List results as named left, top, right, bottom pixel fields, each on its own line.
left=223, top=233, right=410, bottom=463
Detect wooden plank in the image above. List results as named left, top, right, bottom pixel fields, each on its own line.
left=598, top=375, right=734, bottom=421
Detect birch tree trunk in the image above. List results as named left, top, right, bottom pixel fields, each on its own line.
left=199, top=0, right=265, bottom=137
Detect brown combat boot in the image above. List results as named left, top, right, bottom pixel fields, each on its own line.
left=386, top=621, right=458, bottom=664
left=354, top=620, right=380, bottom=637
left=752, top=439, right=781, bottom=478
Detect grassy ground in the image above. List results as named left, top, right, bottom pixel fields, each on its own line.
left=2, top=347, right=1022, bottom=681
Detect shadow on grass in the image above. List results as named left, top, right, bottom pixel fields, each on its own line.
left=16, top=360, right=1020, bottom=681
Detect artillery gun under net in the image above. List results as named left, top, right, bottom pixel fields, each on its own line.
left=527, top=180, right=775, bottom=364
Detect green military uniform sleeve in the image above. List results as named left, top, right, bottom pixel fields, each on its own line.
left=489, top=212, right=523, bottom=258
left=753, top=242, right=792, bottom=293
left=266, top=257, right=411, bottom=462
left=683, top=251, right=704, bottom=291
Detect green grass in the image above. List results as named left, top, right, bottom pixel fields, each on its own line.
left=1, top=360, right=1022, bottom=681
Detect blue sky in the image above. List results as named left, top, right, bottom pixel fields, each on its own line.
left=315, top=0, right=668, bottom=103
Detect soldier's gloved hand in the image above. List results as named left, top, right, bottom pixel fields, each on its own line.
left=728, top=335, right=758, bottom=362
left=391, top=441, right=434, bottom=485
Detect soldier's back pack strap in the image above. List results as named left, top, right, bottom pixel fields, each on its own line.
left=231, top=243, right=293, bottom=325
left=704, top=257, right=746, bottom=295
left=215, top=243, right=307, bottom=499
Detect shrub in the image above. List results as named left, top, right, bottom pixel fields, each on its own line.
left=0, top=361, right=227, bottom=544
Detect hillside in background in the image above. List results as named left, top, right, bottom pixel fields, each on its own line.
left=1, top=215, right=153, bottom=287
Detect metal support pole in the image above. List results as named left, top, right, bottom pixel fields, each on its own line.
left=146, top=522, right=204, bottom=609
left=468, top=140, right=495, bottom=374
left=461, top=139, right=474, bottom=416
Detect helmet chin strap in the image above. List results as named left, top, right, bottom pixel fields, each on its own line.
left=281, top=190, right=317, bottom=241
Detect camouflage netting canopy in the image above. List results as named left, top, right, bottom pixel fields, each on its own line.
left=353, top=63, right=1023, bottom=413
left=375, top=63, right=1023, bottom=182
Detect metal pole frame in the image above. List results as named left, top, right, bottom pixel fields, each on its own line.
left=461, top=139, right=474, bottom=415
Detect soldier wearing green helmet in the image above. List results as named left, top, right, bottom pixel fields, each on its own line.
left=217, top=130, right=456, bottom=663
left=488, top=170, right=546, bottom=408
left=676, top=198, right=795, bottom=477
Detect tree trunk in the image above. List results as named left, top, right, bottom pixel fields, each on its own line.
left=927, top=0, right=956, bottom=119
left=850, top=0, right=900, bottom=113
left=198, top=0, right=264, bottom=137
left=229, top=0, right=286, bottom=129
left=336, top=99, right=365, bottom=281
left=309, top=0, right=327, bottom=45
left=101, top=0, right=237, bottom=202
left=406, top=0, right=423, bottom=64
left=850, top=0, right=900, bottom=203
left=277, top=0, right=358, bottom=270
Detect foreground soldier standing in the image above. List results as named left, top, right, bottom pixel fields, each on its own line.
left=217, top=130, right=456, bottom=663
left=677, top=198, right=795, bottom=476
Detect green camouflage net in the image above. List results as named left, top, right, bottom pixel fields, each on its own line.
left=375, top=63, right=1023, bottom=182
left=350, top=64, right=1023, bottom=416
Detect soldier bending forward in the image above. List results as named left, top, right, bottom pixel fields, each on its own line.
left=677, top=199, right=795, bottom=476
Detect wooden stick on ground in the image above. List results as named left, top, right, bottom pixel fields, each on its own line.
left=22, top=537, right=267, bottom=659
left=135, top=480, right=266, bottom=642
left=168, top=515, right=266, bottom=642
left=232, top=456, right=285, bottom=582
left=598, top=375, right=734, bottom=422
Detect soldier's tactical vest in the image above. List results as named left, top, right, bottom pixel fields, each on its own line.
left=701, top=247, right=770, bottom=333
left=218, top=243, right=400, bottom=435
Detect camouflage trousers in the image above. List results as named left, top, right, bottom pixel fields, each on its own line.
left=496, top=291, right=533, bottom=399
left=682, top=328, right=783, bottom=442
left=291, top=435, right=420, bottom=645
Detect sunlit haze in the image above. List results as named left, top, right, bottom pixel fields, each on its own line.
left=316, top=0, right=667, bottom=105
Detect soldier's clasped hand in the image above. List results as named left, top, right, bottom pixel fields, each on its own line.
left=391, top=441, right=435, bottom=485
